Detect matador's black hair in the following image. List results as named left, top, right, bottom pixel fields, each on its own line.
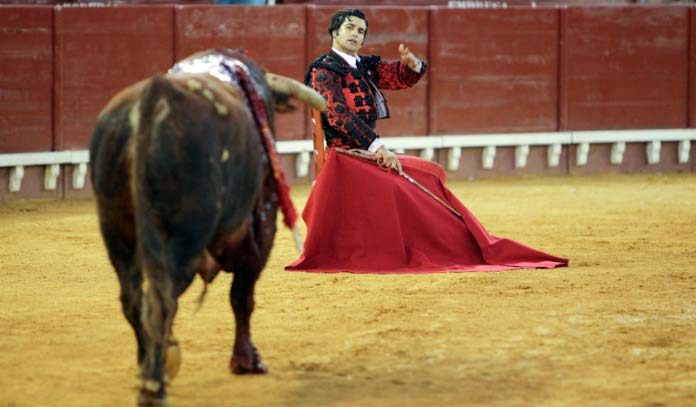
left=328, top=8, right=368, bottom=42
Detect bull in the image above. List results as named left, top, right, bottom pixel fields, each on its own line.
left=89, top=49, right=325, bottom=406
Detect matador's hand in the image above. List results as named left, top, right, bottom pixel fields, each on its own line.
left=375, top=147, right=403, bottom=174
left=399, top=43, right=421, bottom=72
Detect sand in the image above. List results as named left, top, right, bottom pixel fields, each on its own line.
left=1, top=172, right=695, bottom=407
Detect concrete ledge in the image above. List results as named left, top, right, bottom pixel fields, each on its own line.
left=1, top=129, right=693, bottom=192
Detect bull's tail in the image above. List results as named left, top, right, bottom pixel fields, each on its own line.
left=131, top=74, right=217, bottom=315
left=129, top=74, right=181, bottom=389
left=130, top=73, right=180, bottom=285
left=194, top=283, right=209, bottom=315
left=131, top=74, right=173, bottom=153
left=130, top=73, right=181, bottom=282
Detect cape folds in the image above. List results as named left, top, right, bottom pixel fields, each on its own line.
left=287, top=149, right=569, bottom=274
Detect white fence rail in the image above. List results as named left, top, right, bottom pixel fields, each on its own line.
left=1, top=129, right=693, bottom=193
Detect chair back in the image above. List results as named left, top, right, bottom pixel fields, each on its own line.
left=311, top=109, right=326, bottom=177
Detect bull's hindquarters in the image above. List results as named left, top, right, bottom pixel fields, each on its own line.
left=91, top=48, right=326, bottom=406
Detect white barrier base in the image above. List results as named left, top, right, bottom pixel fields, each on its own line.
left=1, top=129, right=694, bottom=192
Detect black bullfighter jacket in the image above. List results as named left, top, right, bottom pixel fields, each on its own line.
left=305, top=51, right=426, bottom=150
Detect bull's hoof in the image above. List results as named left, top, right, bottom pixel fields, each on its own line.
left=230, top=356, right=268, bottom=375
left=137, top=385, right=167, bottom=406
left=164, top=339, right=182, bottom=383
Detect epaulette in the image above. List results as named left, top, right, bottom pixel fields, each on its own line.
left=304, top=53, right=382, bottom=85
left=304, top=53, right=344, bottom=84
left=360, top=55, right=381, bottom=72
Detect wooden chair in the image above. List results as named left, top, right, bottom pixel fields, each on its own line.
left=311, top=108, right=326, bottom=178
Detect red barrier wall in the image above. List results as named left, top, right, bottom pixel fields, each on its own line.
left=2, top=4, right=696, bottom=201
left=690, top=7, right=695, bottom=130
left=306, top=6, right=429, bottom=138
left=54, top=5, right=174, bottom=149
left=0, top=166, right=61, bottom=200
left=560, top=6, right=689, bottom=131
left=0, top=6, right=53, bottom=153
left=568, top=141, right=691, bottom=176
left=429, top=8, right=560, bottom=135
left=692, top=7, right=696, bottom=173
left=440, top=146, right=570, bottom=181
left=175, top=5, right=307, bottom=140
left=283, top=0, right=447, bottom=4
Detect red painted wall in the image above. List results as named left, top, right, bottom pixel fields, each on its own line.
left=306, top=6, right=429, bottom=138
left=690, top=7, right=696, bottom=130
left=2, top=4, right=696, bottom=200
left=0, top=6, right=53, bottom=153
left=692, top=7, right=696, bottom=173
left=53, top=5, right=174, bottom=149
left=175, top=5, right=308, bottom=140
left=282, top=0, right=448, bottom=4
left=429, top=8, right=560, bottom=135
left=567, top=141, right=691, bottom=176
left=0, top=167, right=61, bottom=200
left=560, top=6, right=689, bottom=131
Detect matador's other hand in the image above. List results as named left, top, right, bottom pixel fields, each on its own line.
left=398, top=43, right=421, bottom=72
left=375, top=147, right=403, bottom=174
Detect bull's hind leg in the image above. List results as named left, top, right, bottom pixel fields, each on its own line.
left=138, top=244, right=197, bottom=406
left=138, top=269, right=176, bottom=406
left=227, top=180, right=277, bottom=375
left=97, top=219, right=148, bottom=372
left=117, top=264, right=146, bottom=369
left=229, top=267, right=268, bottom=374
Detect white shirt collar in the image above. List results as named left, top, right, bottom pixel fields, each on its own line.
left=332, top=48, right=360, bottom=69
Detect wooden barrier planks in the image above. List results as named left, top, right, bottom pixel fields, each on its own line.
left=175, top=5, right=307, bottom=140
left=430, top=8, right=560, bottom=135
left=0, top=6, right=53, bottom=153
left=560, top=6, right=689, bottom=131
left=1, top=4, right=695, bottom=198
left=54, top=5, right=174, bottom=149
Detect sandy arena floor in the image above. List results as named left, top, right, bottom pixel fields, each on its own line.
left=1, top=172, right=695, bottom=407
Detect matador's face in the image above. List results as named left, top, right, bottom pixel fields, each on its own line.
left=332, top=16, right=366, bottom=56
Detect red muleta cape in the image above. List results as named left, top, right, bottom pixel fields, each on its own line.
left=286, top=149, right=568, bottom=274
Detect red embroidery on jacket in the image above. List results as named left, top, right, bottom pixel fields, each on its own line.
left=307, top=52, right=425, bottom=150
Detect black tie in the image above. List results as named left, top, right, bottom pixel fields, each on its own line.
left=356, top=59, right=364, bottom=74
